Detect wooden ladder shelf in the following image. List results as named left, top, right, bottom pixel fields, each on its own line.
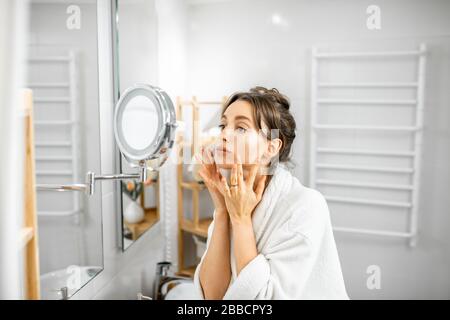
left=22, top=89, right=41, bottom=299
left=176, top=96, right=227, bottom=277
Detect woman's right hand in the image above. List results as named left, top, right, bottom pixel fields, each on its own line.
left=196, top=145, right=228, bottom=216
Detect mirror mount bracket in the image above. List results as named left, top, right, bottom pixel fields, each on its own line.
left=37, top=166, right=148, bottom=196
left=86, top=166, right=147, bottom=196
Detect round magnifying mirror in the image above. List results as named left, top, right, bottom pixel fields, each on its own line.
left=114, top=84, right=177, bottom=170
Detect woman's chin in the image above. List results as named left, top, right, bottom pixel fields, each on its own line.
left=214, top=153, right=260, bottom=169
left=216, top=162, right=256, bottom=170
left=216, top=163, right=234, bottom=169
left=213, top=153, right=236, bottom=169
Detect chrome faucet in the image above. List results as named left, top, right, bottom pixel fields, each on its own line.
left=153, top=261, right=193, bottom=300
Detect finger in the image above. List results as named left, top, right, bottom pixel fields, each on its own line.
left=198, top=169, right=210, bottom=185
left=219, top=175, right=231, bottom=197
left=194, top=153, right=202, bottom=165
left=230, top=164, right=238, bottom=186
left=207, top=146, right=217, bottom=170
left=204, top=149, right=212, bottom=165
left=235, top=152, right=242, bottom=165
left=203, top=169, right=221, bottom=191
left=255, top=175, right=267, bottom=201
left=202, top=146, right=211, bottom=165
left=211, top=168, right=222, bottom=187
left=212, top=165, right=220, bottom=181
left=246, top=163, right=259, bottom=188
left=198, top=146, right=207, bottom=164
left=197, top=155, right=209, bottom=172
left=237, top=163, right=244, bottom=187
left=207, top=144, right=215, bottom=161
left=202, top=146, right=213, bottom=165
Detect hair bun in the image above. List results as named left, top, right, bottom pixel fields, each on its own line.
left=251, top=86, right=290, bottom=110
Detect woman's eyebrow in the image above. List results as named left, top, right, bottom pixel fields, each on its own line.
left=234, top=115, right=251, bottom=122
left=221, top=114, right=252, bottom=123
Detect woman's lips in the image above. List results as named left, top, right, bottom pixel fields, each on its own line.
left=214, top=146, right=231, bottom=154
left=213, top=146, right=236, bottom=165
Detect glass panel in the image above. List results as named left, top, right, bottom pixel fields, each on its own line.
left=121, top=95, right=159, bottom=151
left=114, top=0, right=160, bottom=251
left=27, top=0, right=103, bottom=299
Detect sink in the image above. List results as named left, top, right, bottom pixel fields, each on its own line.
left=40, top=266, right=102, bottom=300
left=164, top=281, right=201, bottom=300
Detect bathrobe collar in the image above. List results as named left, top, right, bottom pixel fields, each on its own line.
left=251, top=162, right=293, bottom=242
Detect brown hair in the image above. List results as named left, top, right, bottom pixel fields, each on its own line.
left=222, top=86, right=297, bottom=163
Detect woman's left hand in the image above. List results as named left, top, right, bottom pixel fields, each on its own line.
left=216, top=163, right=267, bottom=226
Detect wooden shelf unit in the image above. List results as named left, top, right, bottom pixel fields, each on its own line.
left=22, top=89, right=40, bottom=300
left=124, top=177, right=160, bottom=241
left=178, top=265, right=197, bottom=278
left=124, top=208, right=158, bottom=241
left=181, top=216, right=213, bottom=238
left=176, top=96, right=227, bottom=277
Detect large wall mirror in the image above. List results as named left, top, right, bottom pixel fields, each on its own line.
left=27, top=0, right=103, bottom=299
left=112, top=0, right=162, bottom=250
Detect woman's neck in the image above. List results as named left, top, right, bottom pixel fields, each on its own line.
left=242, top=164, right=273, bottom=191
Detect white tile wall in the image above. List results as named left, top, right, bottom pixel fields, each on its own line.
left=185, top=0, right=450, bottom=299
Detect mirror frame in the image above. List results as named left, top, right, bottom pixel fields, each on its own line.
left=114, top=84, right=162, bottom=164
left=111, top=0, right=124, bottom=250
left=114, top=83, right=177, bottom=169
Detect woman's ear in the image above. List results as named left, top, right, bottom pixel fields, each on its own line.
left=262, top=138, right=282, bottom=163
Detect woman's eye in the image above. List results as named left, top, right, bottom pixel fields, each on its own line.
left=218, top=124, right=246, bottom=133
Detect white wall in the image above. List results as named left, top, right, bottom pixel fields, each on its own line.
left=185, top=0, right=450, bottom=299
left=154, top=0, right=188, bottom=271
left=0, top=0, right=28, bottom=299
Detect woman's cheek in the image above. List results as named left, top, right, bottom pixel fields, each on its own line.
left=244, top=134, right=263, bottom=164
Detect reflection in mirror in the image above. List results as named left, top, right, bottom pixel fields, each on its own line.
left=120, top=159, right=160, bottom=251
left=27, top=0, right=103, bottom=299
left=114, top=0, right=162, bottom=250
left=121, top=172, right=160, bottom=247
left=121, top=95, right=159, bottom=151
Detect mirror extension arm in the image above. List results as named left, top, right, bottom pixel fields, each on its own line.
left=36, top=166, right=147, bottom=196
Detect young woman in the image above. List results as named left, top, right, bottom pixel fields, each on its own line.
left=193, top=86, right=349, bottom=300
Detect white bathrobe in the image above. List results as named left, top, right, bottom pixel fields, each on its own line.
left=193, top=163, right=349, bottom=300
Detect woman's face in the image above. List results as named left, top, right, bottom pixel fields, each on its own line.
left=213, top=100, right=270, bottom=169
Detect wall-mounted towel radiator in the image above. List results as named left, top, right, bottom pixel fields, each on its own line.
left=28, top=51, right=82, bottom=218
left=309, top=44, right=427, bottom=247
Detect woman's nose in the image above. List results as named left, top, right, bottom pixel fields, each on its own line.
left=220, top=127, right=233, bottom=142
